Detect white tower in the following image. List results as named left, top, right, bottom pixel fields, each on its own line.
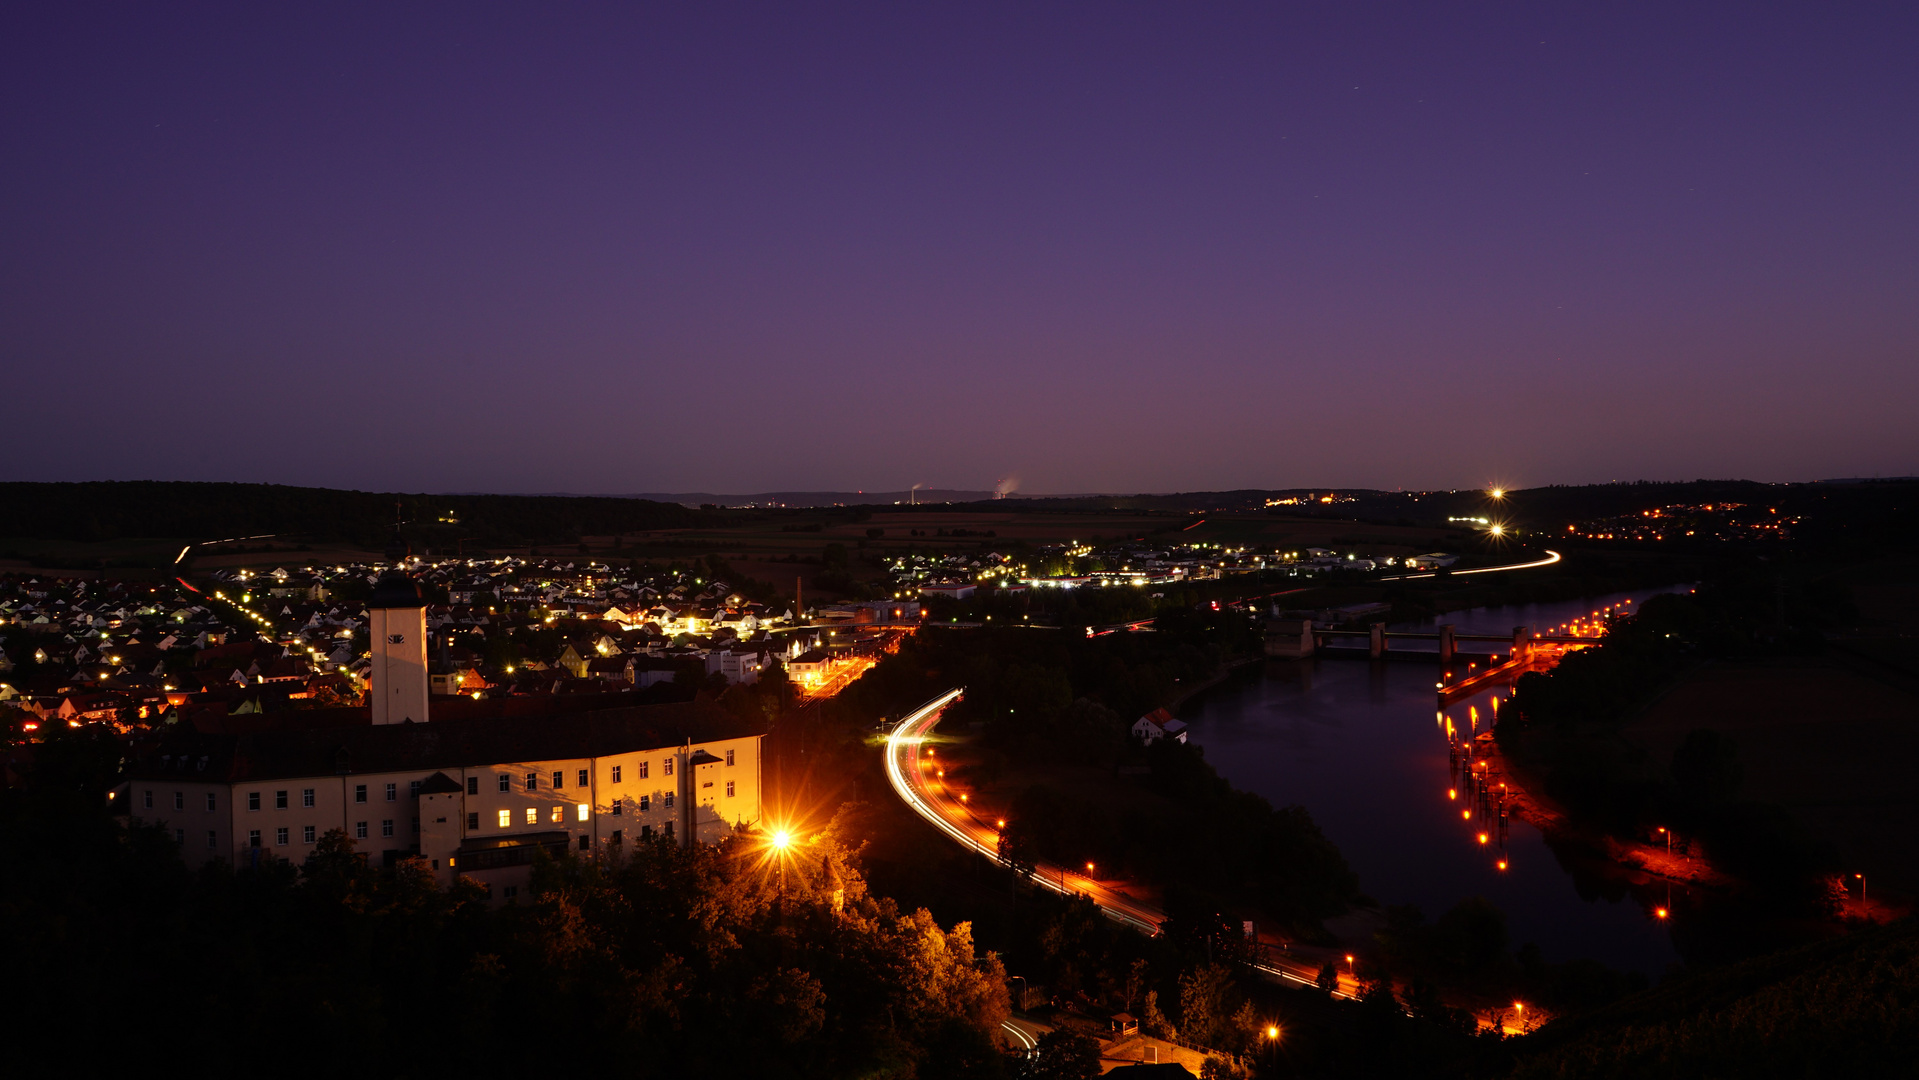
left=368, top=570, right=430, bottom=725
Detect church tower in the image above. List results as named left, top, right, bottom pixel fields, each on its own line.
left=368, top=531, right=429, bottom=725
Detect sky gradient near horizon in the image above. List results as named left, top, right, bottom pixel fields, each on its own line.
left=5, top=4, right=1917, bottom=496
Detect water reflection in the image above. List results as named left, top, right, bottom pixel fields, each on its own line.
left=1184, top=589, right=1685, bottom=975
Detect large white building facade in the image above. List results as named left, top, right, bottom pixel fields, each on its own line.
left=117, top=703, right=763, bottom=901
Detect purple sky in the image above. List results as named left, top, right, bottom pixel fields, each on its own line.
left=5, top=4, right=1916, bottom=495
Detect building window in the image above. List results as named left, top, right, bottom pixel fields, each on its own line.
left=578, top=835, right=589, bottom=851
left=205, top=793, right=217, bottom=812
left=385, top=783, right=397, bottom=802
left=663, top=793, right=674, bottom=809
left=611, top=765, right=622, bottom=784
left=664, top=822, right=674, bottom=839
left=303, top=825, right=316, bottom=843
left=663, top=759, right=673, bottom=777
left=524, top=807, right=538, bottom=825
left=275, top=827, right=288, bottom=846
left=503, top=885, right=518, bottom=899
left=497, top=809, right=510, bottom=828
left=175, top=828, right=185, bottom=844
left=611, top=798, right=622, bottom=816
left=552, top=770, right=563, bottom=789
left=466, top=776, right=478, bottom=795
left=576, top=803, right=589, bottom=822
left=381, top=819, right=394, bottom=837
left=174, top=792, right=184, bottom=811
left=247, top=792, right=260, bottom=812
left=206, top=831, right=217, bottom=848
left=577, top=769, right=588, bottom=787
left=639, top=795, right=650, bottom=812
left=354, top=784, right=367, bottom=803
left=302, top=788, right=315, bottom=808
left=641, top=824, right=652, bottom=839
left=726, top=781, right=735, bottom=798
left=525, top=773, right=537, bottom=791
left=248, top=830, right=260, bottom=848
left=498, top=775, right=510, bottom=793
left=143, top=790, right=153, bottom=809
left=610, top=829, right=622, bottom=845
left=726, top=749, right=735, bottom=766
left=411, top=816, right=420, bottom=834
left=355, top=821, right=368, bottom=839
left=466, top=811, right=478, bottom=830
left=275, top=790, right=288, bottom=810
left=410, top=780, right=421, bottom=797
left=638, top=761, right=649, bottom=780
left=549, top=806, right=562, bottom=824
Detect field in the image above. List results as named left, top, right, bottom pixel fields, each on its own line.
left=1624, top=657, right=1919, bottom=895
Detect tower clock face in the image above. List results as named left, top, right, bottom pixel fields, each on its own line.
left=388, top=634, right=405, bottom=644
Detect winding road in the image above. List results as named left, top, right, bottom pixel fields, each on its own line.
left=884, top=690, right=1349, bottom=999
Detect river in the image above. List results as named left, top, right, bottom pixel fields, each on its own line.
left=1183, top=588, right=1685, bottom=976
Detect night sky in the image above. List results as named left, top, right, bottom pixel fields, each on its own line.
left=5, top=4, right=1916, bottom=495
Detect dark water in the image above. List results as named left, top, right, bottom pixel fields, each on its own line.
left=1185, top=590, right=1684, bottom=975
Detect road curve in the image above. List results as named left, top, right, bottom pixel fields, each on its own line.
left=1378, top=548, right=1562, bottom=581
left=884, top=690, right=1345, bottom=997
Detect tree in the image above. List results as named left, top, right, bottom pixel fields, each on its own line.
left=1178, top=963, right=1240, bottom=1050
left=1316, top=960, right=1339, bottom=995
left=998, top=819, right=1038, bottom=879
left=1016, top=1030, right=1099, bottom=1080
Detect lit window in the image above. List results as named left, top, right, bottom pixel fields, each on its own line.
left=381, top=819, right=394, bottom=838
left=612, top=765, right=622, bottom=783
left=247, top=792, right=260, bottom=811
left=550, top=806, right=562, bottom=823
left=302, top=788, right=315, bottom=807
left=497, top=809, right=510, bottom=828
left=275, top=827, right=288, bottom=846
left=577, top=803, right=589, bottom=822
left=302, top=825, right=315, bottom=843
left=524, top=807, right=537, bottom=825
left=355, top=822, right=368, bottom=839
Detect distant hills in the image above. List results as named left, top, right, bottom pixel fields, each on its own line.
left=620, top=489, right=999, bottom=507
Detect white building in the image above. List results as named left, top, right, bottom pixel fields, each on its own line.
left=1132, top=707, right=1188, bottom=745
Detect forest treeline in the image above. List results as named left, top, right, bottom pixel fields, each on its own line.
left=0, top=480, right=716, bottom=549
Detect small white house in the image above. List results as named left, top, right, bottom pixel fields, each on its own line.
left=1132, top=707, right=1188, bottom=745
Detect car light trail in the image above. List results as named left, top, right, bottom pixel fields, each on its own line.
left=885, top=689, right=1344, bottom=996
left=1380, top=549, right=1563, bottom=581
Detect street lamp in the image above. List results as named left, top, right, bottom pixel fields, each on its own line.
left=1857, top=873, right=1866, bottom=904
left=1657, top=826, right=1670, bottom=855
